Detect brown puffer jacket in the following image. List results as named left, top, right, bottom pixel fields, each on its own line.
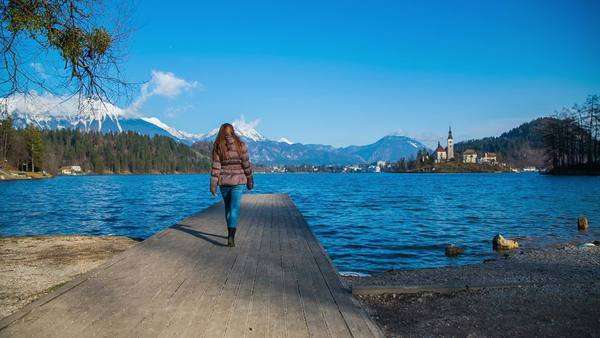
left=210, top=135, right=253, bottom=189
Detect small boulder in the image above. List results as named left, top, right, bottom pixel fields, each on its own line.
left=578, top=216, right=589, bottom=231
left=445, top=244, right=465, bottom=257
left=492, top=234, right=519, bottom=251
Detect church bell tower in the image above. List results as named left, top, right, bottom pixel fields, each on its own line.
left=447, top=126, right=454, bottom=160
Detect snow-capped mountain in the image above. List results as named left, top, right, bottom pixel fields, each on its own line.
left=4, top=93, right=428, bottom=165
left=7, top=93, right=125, bottom=132
left=4, top=92, right=206, bottom=144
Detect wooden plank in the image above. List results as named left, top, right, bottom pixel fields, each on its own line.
left=245, top=195, right=275, bottom=337
left=267, top=196, right=286, bottom=338
left=137, top=202, right=260, bottom=336
left=285, top=198, right=331, bottom=338
left=200, top=196, right=264, bottom=337
left=160, top=198, right=260, bottom=337
left=223, top=196, right=268, bottom=338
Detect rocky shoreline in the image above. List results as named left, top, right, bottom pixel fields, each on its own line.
left=0, top=236, right=138, bottom=319
left=344, top=240, right=600, bottom=337
left=0, top=169, right=53, bottom=181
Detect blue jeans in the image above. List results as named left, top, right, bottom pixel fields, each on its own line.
left=220, top=185, right=244, bottom=229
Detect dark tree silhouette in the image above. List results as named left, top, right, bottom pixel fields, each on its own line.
left=543, top=95, right=600, bottom=174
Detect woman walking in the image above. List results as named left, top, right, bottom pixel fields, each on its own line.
left=210, top=123, right=254, bottom=247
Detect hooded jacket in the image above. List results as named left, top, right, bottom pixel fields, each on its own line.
left=210, top=135, right=253, bottom=190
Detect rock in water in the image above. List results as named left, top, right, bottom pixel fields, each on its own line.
left=578, top=216, right=589, bottom=231
left=492, top=234, right=519, bottom=250
left=445, top=245, right=465, bottom=257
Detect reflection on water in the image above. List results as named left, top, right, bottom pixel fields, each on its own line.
left=1, top=173, right=599, bottom=273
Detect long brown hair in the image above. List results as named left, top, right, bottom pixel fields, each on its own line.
left=212, top=123, right=244, bottom=160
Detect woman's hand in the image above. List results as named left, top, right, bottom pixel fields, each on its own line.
left=210, top=184, right=217, bottom=196
left=246, top=176, right=254, bottom=190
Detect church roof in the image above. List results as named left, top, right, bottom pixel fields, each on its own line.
left=435, top=143, right=446, bottom=152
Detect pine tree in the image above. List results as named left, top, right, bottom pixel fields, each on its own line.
left=0, top=115, right=13, bottom=164
left=25, top=125, right=44, bottom=172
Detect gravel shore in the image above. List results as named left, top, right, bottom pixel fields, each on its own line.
left=0, top=236, right=137, bottom=319
left=344, top=241, right=600, bottom=337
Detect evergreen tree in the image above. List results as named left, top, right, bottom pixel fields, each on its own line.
left=25, top=125, right=44, bottom=172
left=0, top=115, right=13, bottom=164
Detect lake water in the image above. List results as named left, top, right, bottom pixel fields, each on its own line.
left=1, top=173, right=599, bottom=274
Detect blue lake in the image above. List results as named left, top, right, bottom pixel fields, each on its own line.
left=1, top=173, right=599, bottom=274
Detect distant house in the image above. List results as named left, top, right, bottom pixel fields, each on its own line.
left=434, top=142, right=447, bottom=163
left=417, top=149, right=430, bottom=163
left=481, top=152, right=497, bottom=164
left=462, top=149, right=478, bottom=163
left=60, top=165, right=83, bottom=175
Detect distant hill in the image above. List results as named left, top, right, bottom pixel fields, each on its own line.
left=455, top=117, right=554, bottom=168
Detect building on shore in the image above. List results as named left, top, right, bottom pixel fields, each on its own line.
left=462, top=149, right=478, bottom=163
left=60, top=165, right=83, bottom=175
left=434, top=142, right=447, bottom=163
left=433, top=126, right=454, bottom=163
left=447, top=126, right=454, bottom=160
left=480, top=152, right=497, bottom=164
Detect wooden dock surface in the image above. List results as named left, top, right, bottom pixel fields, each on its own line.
left=0, top=194, right=381, bottom=337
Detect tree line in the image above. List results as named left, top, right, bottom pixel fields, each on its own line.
left=543, top=95, right=600, bottom=173
left=0, top=116, right=211, bottom=174
left=454, top=118, right=550, bottom=168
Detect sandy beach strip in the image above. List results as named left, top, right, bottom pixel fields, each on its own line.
left=0, top=236, right=138, bottom=319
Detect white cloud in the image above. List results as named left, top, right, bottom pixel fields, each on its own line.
left=129, top=70, right=200, bottom=112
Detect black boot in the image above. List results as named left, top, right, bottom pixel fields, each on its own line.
left=227, top=227, right=236, bottom=247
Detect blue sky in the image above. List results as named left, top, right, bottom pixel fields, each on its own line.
left=42, top=1, right=600, bottom=146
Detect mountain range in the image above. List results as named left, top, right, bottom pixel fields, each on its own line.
left=4, top=94, right=428, bottom=165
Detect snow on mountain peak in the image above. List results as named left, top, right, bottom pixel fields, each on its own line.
left=4, top=92, right=125, bottom=131
left=231, top=115, right=265, bottom=141
left=278, top=137, right=293, bottom=144
left=141, top=117, right=197, bottom=141
left=387, top=131, right=408, bottom=138
left=200, top=115, right=266, bottom=142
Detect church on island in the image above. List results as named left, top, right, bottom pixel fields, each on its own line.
left=434, top=127, right=454, bottom=163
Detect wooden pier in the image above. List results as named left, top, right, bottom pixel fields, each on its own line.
left=0, top=194, right=381, bottom=337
